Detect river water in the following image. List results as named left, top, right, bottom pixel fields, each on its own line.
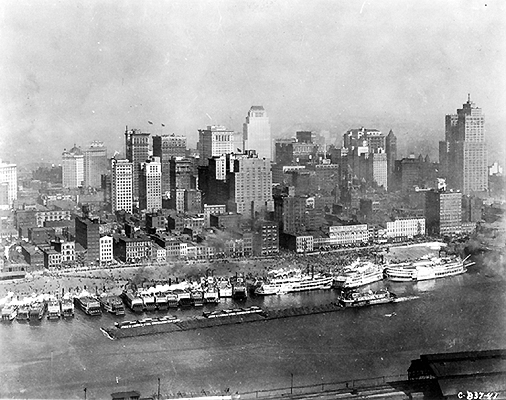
left=1, top=254, right=505, bottom=399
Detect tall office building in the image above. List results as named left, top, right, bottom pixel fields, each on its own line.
left=243, top=106, right=272, bottom=160
left=152, top=134, right=187, bottom=195
left=139, top=156, right=162, bottom=213
left=228, top=151, right=273, bottom=218
left=443, top=95, right=488, bottom=194
left=83, top=141, right=108, bottom=188
left=111, top=158, right=133, bottom=214
left=343, top=128, right=385, bottom=152
left=372, top=151, right=388, bottom=190
left=198, top=125, right=241, bottom=166
left=75, top=216, right=100, bottom=264
left=169, top=157, right=196, bottom=190
left=125, top=127, right=150, bottom=198
left=62, top=146, right=84, bottom=188
left=385, top=130, right=397, bottom=190
left=0, top=160, right=17, bottom=210
left=425, top=190, right=462, bottom=236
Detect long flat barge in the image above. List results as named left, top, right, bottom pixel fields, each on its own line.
left=102, top=292, right=420, bottom=340
left=102, top=301, right=361, bottom=340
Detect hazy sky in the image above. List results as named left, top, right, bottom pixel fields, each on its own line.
left=1, top=0, right=505, bottom=165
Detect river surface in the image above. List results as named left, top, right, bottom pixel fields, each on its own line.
left=1, top=254, right=505, bottom=399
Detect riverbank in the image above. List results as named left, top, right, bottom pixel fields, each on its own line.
left=0, top=239, right=491, bottom=301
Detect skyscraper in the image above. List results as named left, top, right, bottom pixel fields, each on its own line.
left=198, top=125, right=241, bottom=166
left=385, top=130, right=397, bottom=190
left=152, top=134, right=187, bottom=195
left=83, top=141, right=108, bottom=188
left=139, top=156, right=162, bottom=213
left=372, top=151, right=388, bottom=190
left=243, top=106, right=272, bottom=160
left=229, top=151, right=273, bottom=219
left=0, top=160, right=17, bottom=210
left=425, top=190, right=462, bottom=235
left=443, top=95, right=488, bottom=194
left=75, top=216, right=100, bottom=265
left=111, top=158, right=133, bottom=214
left=62, top=146, right=84, bottom=188
left=125, top=127, right=150, bottom=198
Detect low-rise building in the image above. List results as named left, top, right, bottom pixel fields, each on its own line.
left=386, top=218, right=425, bottom=239
left=114, top=236, right=152, bottom=263
left=42, top=248, right=62, bottom=268
left=151, top=243, right=166, bottom=263
left=280, top=233, right=314, bottom=253
left=51, top=239, right=75, bottom=263
left=21, top=244, right=44, bottom=270
left=100, top=235, right=113, bottom=263
left=328, top=224, right=369, bottom=246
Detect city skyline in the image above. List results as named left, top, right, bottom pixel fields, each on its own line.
left=0, top=0, right=505, bottom=165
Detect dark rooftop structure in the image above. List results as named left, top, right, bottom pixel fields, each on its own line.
left=110, top=390, right=141, bottom=400
left=408, top=349, right=506, bottom=398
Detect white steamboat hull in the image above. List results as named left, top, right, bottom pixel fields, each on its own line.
left=256, top=277, right=333, bottom=295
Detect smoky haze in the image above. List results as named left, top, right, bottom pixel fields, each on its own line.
left=0, top=0, right=505, bottom=165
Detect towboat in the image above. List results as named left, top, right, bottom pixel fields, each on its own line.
left=338, top=288, right=396, bottom=307
left=74, top=295, right=102, bottom=316
left=166, top=291, right=179, bottom=308
left=231, top=277, right=247, bottom=300
left=47, top=298, right=61, bottom=319
left=121, top=291, right=144, bottom=313
left=218, top=279, right=233, bottom=298
left=99, top=294, right=125, bottom=316
left=139, top=291, right=156, bottom=312
left=61, top=294, right=74, bottom=318
left=29, top=300, right=46, bottom=320
left=1, top=301, right=18, bottom=321
left=191, top=290, right=204, bottom=307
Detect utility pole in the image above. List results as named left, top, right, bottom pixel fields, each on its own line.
left=290, top=372, right=294, bottom=394
left=84, top=388, right=87, bottom=400
left=158, top=377, right=161, bottom=400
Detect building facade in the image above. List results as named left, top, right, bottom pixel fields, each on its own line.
left=372, top=151, right=388, bottom=190
left=83, top=141, right=108, bottom=188
left=198, top=125, right=241, bottom=166
left=425, top=191, right=462, bottom=236
left=99, top=235, right=113, bottom=263
left=139, top=157, right=162, bottom=213
left=75, top=216, right=101, bottom=264
left=125, top=128, right=150, bottom=198
left=62, top=146, right=84, bottom=188
left=243, top=106, right=272, bottom=160
left=228, top=152, right=273, bottom=218
left=152, top=134, right=187, bottom=195
left=386, top=218, right=426, bottom=239
left=111, top=159, right=133, bottom=214
left=0, top=161, right=17, bottom=210
left=443, top=95, right=488, bottom=194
